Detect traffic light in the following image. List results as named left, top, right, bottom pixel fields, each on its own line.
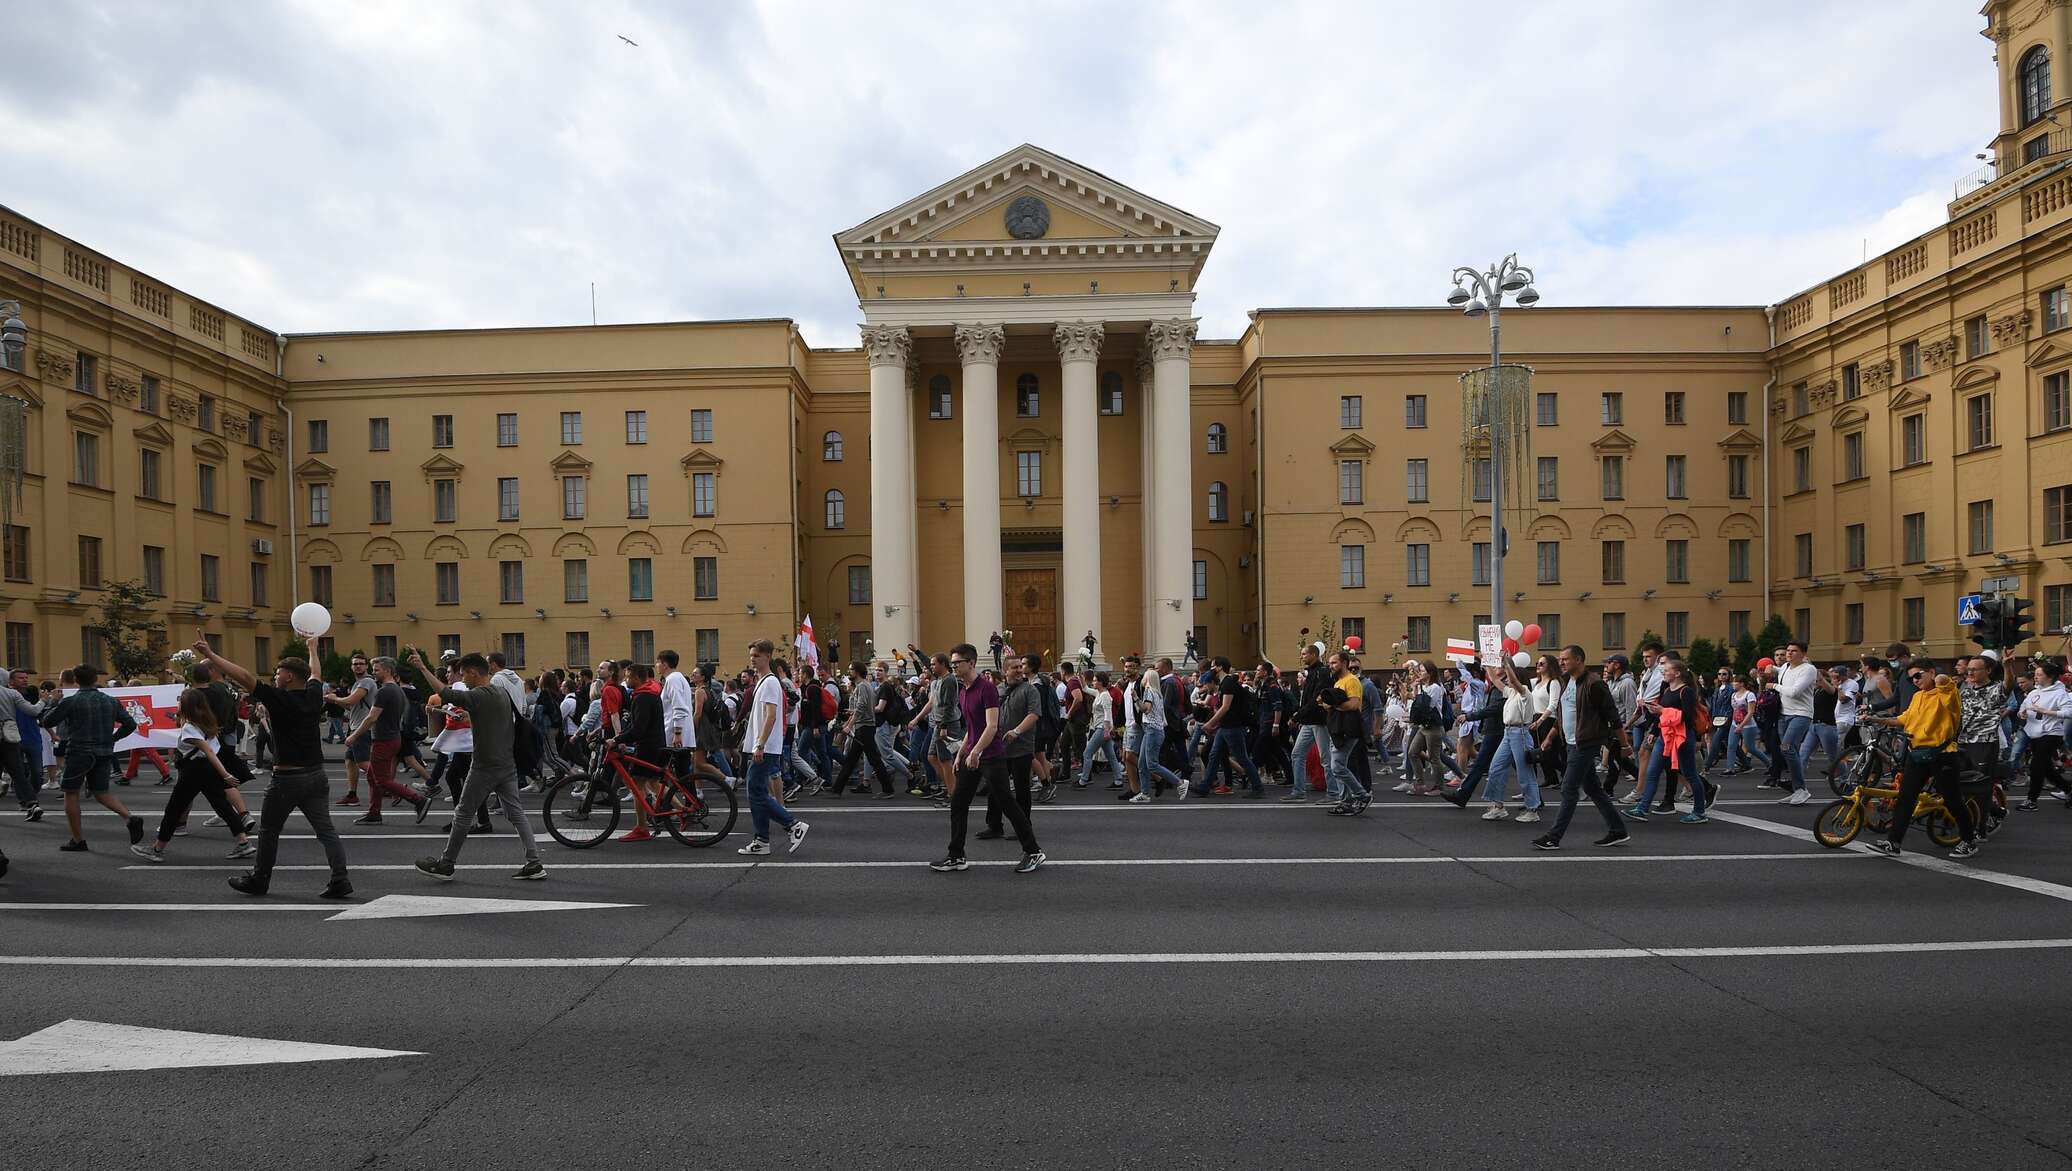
left=2000, top=596, right=2036, bottom=651
left=1972, top=596, right=2004, bottom=652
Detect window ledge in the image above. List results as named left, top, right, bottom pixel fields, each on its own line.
left=1958, top=444, right=2001, bottom=457
left=1895, top=460, right=1932, bottom=471
left=134, top=494, right=172, bottom=507
left=194, top=507, right=226, bottom=518
left=1833, top=475, right=1871, bottom=487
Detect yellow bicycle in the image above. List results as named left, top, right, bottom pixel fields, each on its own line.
left=1813, top=777, right=1980, bottom=849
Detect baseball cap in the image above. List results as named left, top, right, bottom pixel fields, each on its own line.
left=1604, top=653, right=1630, bottom=667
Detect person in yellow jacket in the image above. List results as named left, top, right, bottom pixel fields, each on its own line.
left=1861, top=660, right=1978, bottom=858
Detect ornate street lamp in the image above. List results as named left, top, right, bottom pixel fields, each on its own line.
left=1444, top=255, right=1541, bottom=647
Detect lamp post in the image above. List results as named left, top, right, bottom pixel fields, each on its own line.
left=0, top=301, right=25, bottom=368
left=1445, top=255, right=1540, bottom=646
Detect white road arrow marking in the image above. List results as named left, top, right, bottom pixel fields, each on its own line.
left=0, top=1019, right=420, bottom=1076
left=0, top=895, right=641, bottom=921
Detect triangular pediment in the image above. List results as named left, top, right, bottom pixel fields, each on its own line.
left=1779, top=422, right=1815, bottom=444
left=242, top=450, right=277, bottom=476
left=1715, top=427, right=1763, bottom=451
left=1590, top=428, right=1638, bottom=452
left=1, top=378, right=42, bottom=408
left=2028, top=341, right=2070, bottom=368
left=419, top=453, right=464, bottom=479
left=1890, top=387, right=1932, bottom=411
left=133, top=420, right=174, bottom=448
left=679, top=448, right=724, bottom=475
left=548, top=449, right=593, bottom=473
left=1328, top=433, right=1377, bottom=458
left=295, top=456, right=336, bottom=482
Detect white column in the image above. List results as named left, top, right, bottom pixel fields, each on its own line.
left=1137, top=349, right=1157, bottom=657
left=1056, top=321, right=1104, bottom=667
left=954, top=323, right=1005, bottom=653
left=863, top=324, right=916, bottom=658
left=1148, top=317, right=1198, bottom=662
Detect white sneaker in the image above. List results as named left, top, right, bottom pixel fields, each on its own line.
left=203, top=815, right=227, bottom=827
left=1786, top=789, right=1811, bottom=806
left=787, top=821, right=810, bottom=853
left=129, top=844, right=164, bottom=863
left=1514, top=809, right=1541, bottom=823
left=1391, top=781, right=1413, bottom=793
left=1173, top=781, right=1189, bottom=801
left=1128, top=793, right=1150, bottom=803
left=737, top=839, right=771, bottom=856
left=1481, top=804, right=1510, bottom=821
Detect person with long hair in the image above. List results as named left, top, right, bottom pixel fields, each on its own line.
left=2015, top=659, right=2072, bottom=810
left=132, top=688, right=254, bottom=863
left=1470, top=659, right=1541, bottom=822
left=1627, top=658, right=1709, bottom=823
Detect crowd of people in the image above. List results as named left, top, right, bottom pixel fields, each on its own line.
left=3, top=624, right=2068, bottom=886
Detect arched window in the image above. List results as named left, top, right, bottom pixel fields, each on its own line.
left=822, top=430, right=843, bottom=461
left=928, top=374, right=953, bottom=420
left=824, top=489, right=845, bottom=530
left=1206, top=422, right=1227, bottom=453
left=2022, top=46, right=2052, bottom=127
left=1207, top=481, right=1228, bottom=523
left=1098, top=370, right=1124, bottom=415
left=1016, top=372, right=1040, bottom=417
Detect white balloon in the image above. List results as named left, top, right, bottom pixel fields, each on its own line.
left=1512, top=651, right=1532, bottom=669
left=291, top=601, right=332, bottom=639
left=1504, top=619, right=1525, bottom=640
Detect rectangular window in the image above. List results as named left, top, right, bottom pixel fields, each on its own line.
left=1017, top=380, right=1039, bottom=417
left=72, top=431, right=98, bottom=487
left=4, top=623, right=31, bottom=672
left=1728, top=538, right=1751, bottom=582
left=433, top=478, right=455, bottom=523
left=310, top=565, right=333, bottom=607
left=563, top=559, right=588, bottom=603
left=1406, top=544, right=1430, bottom=587
left=2046, top=286, right=2069, bottom=333
left=1902, top=414, right=1926, bottom=465
left=249, top=561, right=268, bottom=607
left=499, top=560, right=523, bottom=604
left=690, top=409, right=713, bottom=444
left=1471, top=458, right=1491, bottom=502
left=1016, top=451, right=1042, bottom=497
left=307, top=483, right=330, bottom=526
left=432, top=414, right=453, bottom=448
left=1794, top=608, right=1812, bottom=645
left=497, top=413, right=518, bottom=447
left=1341, top=618, right=1366, bottom=648
left=2, top=525, right=26, bottom=582
left=2048, top=372, right=2072, bottom=433
left=1728, top=453, right=1750, bottom=498
left=1842, top=363, right=1860, bottom=401
left=125, top=544, right=157, bottom=598
left=501, top=633, right=526, bottom=669
left=1847, top=523, right=1867, bottom=570
left=1793, top=382, right=1809, bottom=417
left=1792, top=446, right=1811, bottom=493
left=1966, top=394, right=1994, bottom=450
left=846, top=565, right=870, bottom=605
left=139, top=374, right=159, bottom=414
left=1339, top=545, right=1365, bottom=589
left=1664, top=391, right=1685, bottom=424
left=248, top=476, right=266, bottom=522
left=1536, top=392, right=1558, bottom=426
left=1666, top=611, right=1689, bottom=648
left=1845, top=603, right=1865, bottom=646
left=629, top=630, right=655, bottom=665
left=695, top=629, right=721, bottom=669
left=1338, top=459, right=1364, bottom=505
left=1665, top=454, right=1687, bottom=499
left=1536, top=456, right=1558, bottom=501
left=139, top=448, right=162, bottom=500
left=1602, top=612, right=1626, bottom=650
left=1729, top=610, right=1751, bottom=643
left=1404, top=395, right=1427, bottom=428
left=1903, top=597, right=1925, bottom=642
left=565, top=632, right=590, bottom=668
left=368, top=417, right=390, bottom=451
left=370, top=480, right=392, bottom=525
left=931, top=383, right=954, bottom=419
left=436, top=634, right=462, bottom=659
left=1600, top=392, right=1623, bottom=426
left=1406, top=616, right=1431, bottom=653
left=1727, top=390, right=1748, bottom=425
left=1534, top=614, right=1561, bottom=648
left=1601, top=540, right=1625, bottom=584
left=196, top=463, right=217, bottom=512
left=1900, top=340, right=1922, bottom=381
left=562, top=475, right=586, bottom=520
left=1471, top=541, right=1491, bottom=586
left=198, top=552, right=219, bottom=601
left=1903, top=512, right=1927, bottom=562
left=1666, top=539, right=1689, bottom=583
left=1339, top=395, right=1362, bottom=428
left=1100, top=378, right=1122, bottom=415
left=197, top=394, right=214, bottom=432
left=307, top=419, right=328, bottom=453
left=374, top=636, right=397, bottom=660
left=627, top=473, right=648, bottom=518
left=73, top=353, right=97, bottom=395
left=1795, top=532, right=1814, bottom=577
left=692, top=472, right=715, bottom=516
left=1536, top=541, right=1560, bottom=585
left=1193, top=559, right=1209, bottom=601
left=1968, top=500, right=1995, bottom=554
left=1600, top=455, right=1624, bottom=500
left=560, top=411, right=582, bottom=445
left=498, top=477, right=518, bottom=521
left=436, top=562, right=459, bottom=605
left=629, top=558, right=654, bottom=602
left=626, top=410, right=649, bottom=444
left=1843, top=432, right=1865, bottom=480
left=694, top=557, right=719, bottom=600
left=1406, top=458, right=1429, bottom=503
left=1966, top=314, right=1990, bottom=360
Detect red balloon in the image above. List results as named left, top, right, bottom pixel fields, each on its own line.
left=1345, top=635, right=1363, bottom=651
left=1502, top=637, right=1520, bottom=654
left=1756, top=657, right=1774, bottom=671
left=1520, top=623, right=1542, bottom=646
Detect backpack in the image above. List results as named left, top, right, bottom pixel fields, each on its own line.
left=705, top=680, right=733, bottom=738
left=1690, top=698, right=1713, bottom=736
left=1410, top=690, right=1442, bottom=728
left=1035, top=674, right=1063, bottom=740
left=1440, top=686, right=1457, bottom=728
left=818, top=684, right=838, bottom=722
left=507, top=689, right=544, bottom=775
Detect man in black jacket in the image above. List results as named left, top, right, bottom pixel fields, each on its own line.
left=1532, top=645, right=1632, bottom=850
left=1283, top=642, right=1333, bottom=803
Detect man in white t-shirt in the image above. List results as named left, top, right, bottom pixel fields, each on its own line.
left=737, top=639, right=808, bottom=857
left=1770, top=639, right=1819, bottom=804
left=658, top=649, right=697, bottom=770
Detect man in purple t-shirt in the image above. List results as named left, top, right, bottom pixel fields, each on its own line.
left=932, top=642, right=1042, bottom=874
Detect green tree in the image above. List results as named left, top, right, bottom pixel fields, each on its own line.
left=1636, top=629, right=1663, bottom=653
left=1733, top=633, right=1759, bottom=674
left=1686, top=637, right=1723, bottom=679
left=1757, top=614, right=1795, bottom=656
left=88, top=578, right=168, bottom=681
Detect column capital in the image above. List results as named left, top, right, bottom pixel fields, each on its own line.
left=1053, top=320, right=1104, bottom=364
left=860, top=323, right=912, bottom=369
left=1145, top=317, right=1199, bottom=362
left=953, top=323, right=1005, bottom=365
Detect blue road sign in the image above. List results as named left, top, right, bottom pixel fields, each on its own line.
left=1958, top=594, right=1983, bottom=625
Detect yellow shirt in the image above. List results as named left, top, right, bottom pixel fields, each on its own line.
left=1337, top=672, right=1363, bottom=707
left=1896, top=680, right=1959, bottom=749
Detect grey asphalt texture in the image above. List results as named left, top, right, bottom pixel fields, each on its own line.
left=5, top=748, right=2072, bottom=1170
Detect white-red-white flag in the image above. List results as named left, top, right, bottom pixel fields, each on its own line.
left=795, top=615, right=820, bottom=671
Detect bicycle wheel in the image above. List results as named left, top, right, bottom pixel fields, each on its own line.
left=1864, top=794, right=1894, bottom=835
left=660, top=772, right=738, bottom=847
left=1829, top=750, right=1867, bottom=797
left=1923, top=806, right=1962, bottom=848
left=1812, top=799, right=1863, bottom=848
left=542, top=773, right=619, bottom=848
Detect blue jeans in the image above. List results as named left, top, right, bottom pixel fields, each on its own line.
left=797, top=725, right=832, bottom=779
left=1201, top=725, right=1263, bottom=795
left=1705, top=723, right=1745, bottom=770
left=1079, top=727, right=1121, bottom=785
left=1288, top=724, right=1330, bottom=799
left=1330, top=735, right=1370, bottom=801
left=1637, top=737, right=1704, bottom=812
left=745, top=755, right=795, bottom=842
left=875, top=724, right=910, bottom=775
left=906, top=724, right=932, bottom=783
left=1136, top=724, right=1184, bottom=790
left=1546, top=739, right=1623, bottom=844
left=1734, top=722, right=1769, bottom=768
left=1797, top=722, right=1840, bottom=777
left=1457, top=727, right=1502, bottom=802
left=1779, top=715, right=1812, bottom=791
left=1480, top=726, right=1540, bottom=808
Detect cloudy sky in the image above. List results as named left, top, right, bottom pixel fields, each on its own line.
left=1, top=0, right=1998, bottom=347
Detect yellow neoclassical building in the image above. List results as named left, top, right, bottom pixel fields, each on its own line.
left=1, top=0, right=2070, bottom=674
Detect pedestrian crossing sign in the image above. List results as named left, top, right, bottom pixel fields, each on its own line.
left=1958, top=594, right=1982, bottom=625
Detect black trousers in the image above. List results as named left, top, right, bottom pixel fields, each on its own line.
left=2026, top=734, right=2064, bottom=802
left=156, top=755, right=244, bottom=844
left=951, top=759, right=1037, bottom=857
left=985, top=754, right=1036, bottom=832
left=251, top=764, right=349, bottom=884
left=1890, top=749, right=1975, bottom=846
left=832, top=727, right=895, bottom=794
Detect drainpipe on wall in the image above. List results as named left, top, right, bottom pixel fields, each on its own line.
left=276, top=333, right=296, bottom=613
left=1761, top=307, right=1777, bottom=628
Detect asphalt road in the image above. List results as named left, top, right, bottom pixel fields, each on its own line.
left=5, top=750, right=2072, bottom=1170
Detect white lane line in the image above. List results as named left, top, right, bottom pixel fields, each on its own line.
left=125, top=851, right=1868, bottom=872
left=3, top=936, right=2071, bottom=969
left=48, top=797, right=1809, bottom=818
left=1709, top=808, right=2072, bottom=904
left=0, top=895, right=639, bottom=921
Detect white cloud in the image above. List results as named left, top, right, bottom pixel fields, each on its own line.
left=0, top=0, right=1998, bottom=346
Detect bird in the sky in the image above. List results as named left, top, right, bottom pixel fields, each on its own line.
left=617, top=34, right=639, bottom=46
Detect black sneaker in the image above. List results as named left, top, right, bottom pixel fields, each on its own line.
left=928, top=856, right=969, bottom=872
left=512, top=860, right=547, bottom=880
left=1326, top=802, right=1355, bottom=817
left=319, top=880, right=354, bottom=900
left=127, top=815, right=145, bottom=845
left=1594, top=832, right=1632, bottom=847
left=415, top=856, right=456, bottom=882
left=353, top=813, right=384, bottom=825
left=23, top=804, right=41, bottom=822
left=1865, top=838, right=1902, bottom=857
left=227, top=872, right=268, bottom=896
left=59, top=839, right=89, bottom=852
left=1015, top=851, right=1046, bottom=874
left=1950, top=840, right=1981, bottom=859
left=1531, top=834, right=1560, bottom=851
left=975, top=828, right=1005, bottom=840
left=414, top=799, right=432, bottom=826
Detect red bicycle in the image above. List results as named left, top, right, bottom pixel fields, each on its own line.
left=541, top=743, right=737, bottom=848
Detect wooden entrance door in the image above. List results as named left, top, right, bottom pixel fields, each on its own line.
left=1002, top=568, right=1058, bottom=659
